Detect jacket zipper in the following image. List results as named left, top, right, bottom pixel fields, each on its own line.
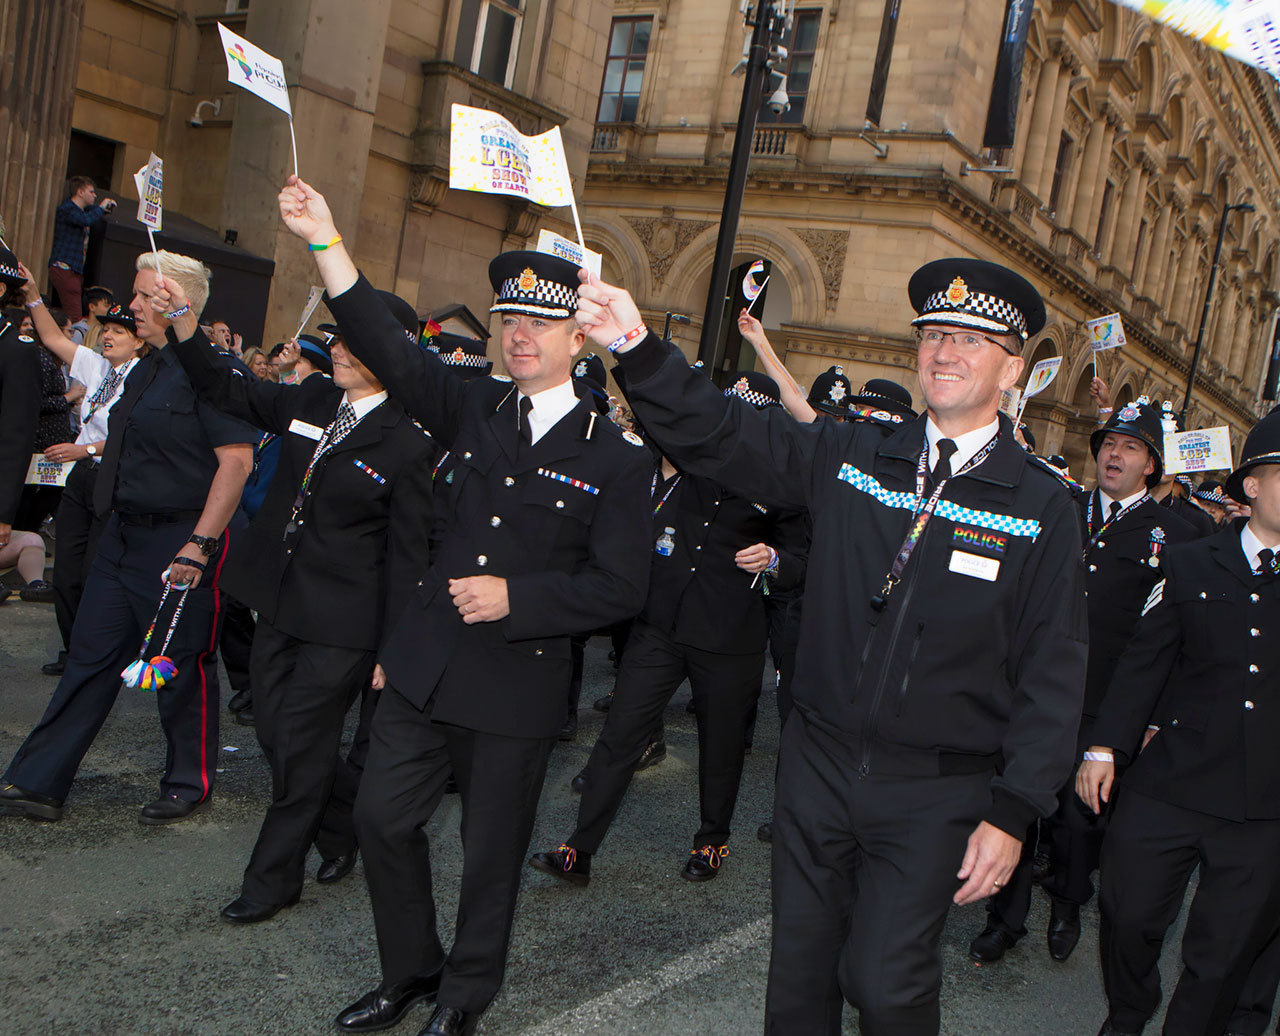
left=894, top=623, right=925, bottom=716
left=860, top=561, right=922, bottom=776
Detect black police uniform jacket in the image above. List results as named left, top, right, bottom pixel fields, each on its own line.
left=1092, top=522, right=1280, bottom=821
left=167, top=326, right=436, bottom=653
left=643, top=472, right=808, bottom=654
left=1079, top=492, right=1197, bottom=719
left=0, top=327, right=40, bottom=525
left=615, top=334, right=1088, bottom=837
left=326, top=274, right=653, bottom=740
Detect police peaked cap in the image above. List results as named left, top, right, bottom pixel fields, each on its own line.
left=725, top=370, right=782, bottom=410
left=96, top=303, right=137, bottom=335
left=1090, top=399, right=1166, bottom=487
left=849, top=378, right=916, bottom=419
left=295, top=333, right=333, bottom=376
left=807, top=365, right=854, bottom=417
left=489, top=250, right=580, bottom=320
left=909, top=258, right=1046, bottom=352
left=1193, top=480, right=1229, bottom=506
left=1227, top=408, right=1280, bottom=503
left=320, top=289, right=420, bottom=345
left=571, top=351, right=610, bottom=415
left=0, top=240, right=23, bottom=290
left=427, top=331, right=493, bottom=378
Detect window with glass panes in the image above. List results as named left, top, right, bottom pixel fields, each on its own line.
left=454, top=0, right=523, bottom=88
left=760, top=9, right=820, bottom=125
left=597, top=17, right=652, bottom=123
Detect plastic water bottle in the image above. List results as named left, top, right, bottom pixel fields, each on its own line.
left=655, top=527, right=676, bottom=557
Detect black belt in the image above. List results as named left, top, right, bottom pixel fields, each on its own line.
left=116, top=509, right=203, bottom=527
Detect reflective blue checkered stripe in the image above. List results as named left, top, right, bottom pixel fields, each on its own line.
left=836, top=463, right=1041, bottom=540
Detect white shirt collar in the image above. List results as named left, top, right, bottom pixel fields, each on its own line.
left=344, top=389, right=388, bottom=422
left=925, top=416, right=1001, bottom=475
left=1097, top=486, right=1147, bottom=515
left=518, top=378, right=579, bottom=445
left=1241, top=522, right=1280, bottom=574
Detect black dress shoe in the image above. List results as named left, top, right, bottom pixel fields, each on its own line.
left=18, top=579, right=55, bottom=603
left=41, top=653, right=66, bottom=676
left=220, top=892, right=300, bottom=923
left=682, top=844, right=729, bottom=882
left=227, top=688, right=253, bottom=713
left=418, top=1004, right=477, bottom=1036
left=1095, top=1020, right=1142, bottom=1036
left=558, top=713, right=578, bottom=741
left=757, top=821, right=773, bottom=843
left=592, top=691, right=613, bottom=712
left=1047, top=898, right=1081, bottom=962
left=968, top=925, right=1019, bottom=964
left=335, top=974, right=442, bottom=1033
left=0, top=783, right=64, bottom=821
left=570, top=771, right=587, bottom=793
left=528, top=844, right=591, bottom=886
left=636, top=740, right=666, bottom=770
left=234, top=705, right=256, bottom=727
left=139, top=793, right=210, bottom=825
left=444, top=774, right=459, bottom=795
left=318, top=851, right=358, bottom=884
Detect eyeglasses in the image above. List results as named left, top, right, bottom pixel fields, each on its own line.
left=915, top=329, right=1004, bottom=352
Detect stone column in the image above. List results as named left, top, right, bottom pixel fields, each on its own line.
left=1019, top=58, right=1066, bottom=197
left=0, top=0, right=86, bottom=279
left=1111, top=166, right=1148, bottom=272
left=1072, top=119, right=1115, bottom=242
left=1142, top=204, right=1174, bottom=299
left=221, top=0, right=393, bottom=345
left=1034, top=64, right=1074, bottom=202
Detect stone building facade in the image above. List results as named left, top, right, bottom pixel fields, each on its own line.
left=580, top=0, right=1280, bottom=474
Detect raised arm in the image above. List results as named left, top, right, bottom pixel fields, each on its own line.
left=737, top=310, right=818, bottom=423
left=17, top=262, right=77, bottom=368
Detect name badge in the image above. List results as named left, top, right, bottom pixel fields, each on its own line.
left=288, top=418, right=324, bottom=441
left=949, top=550, right=1000, bottom=582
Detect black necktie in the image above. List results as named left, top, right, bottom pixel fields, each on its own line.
left=1259, top=548, right=1275, bottom=578
left=930, top=439, right=957, bottom=490
left=519, top=395, right=534, bottom=447
left=92, top=357, right=157, bottom=517
left=1108, top=500, right=1121, bottom=524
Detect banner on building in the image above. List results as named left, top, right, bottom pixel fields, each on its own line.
left=1164, top=425, right=1234, bottom=474
left=1023, top=355, right=1062, bottom=399
left=133, top=154, right=163, bottom=232
left=449, top=104, right=575, bottom=208
left=1108, top=0, right=1280, bottom=79
left=536, top=229, right=602, bottom=277
left=984, top=0, right=1037, bottom=148
left=218, top=23, right=292, bottom=116
left=1086, top=312, right=1127, bottom=352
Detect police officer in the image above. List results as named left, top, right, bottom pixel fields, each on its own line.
left=1, top=249, right=255, bottom=823
left=155, top=274, right=436, bottom=923
left=276, top=175, right=652, bottom=1036
left=578, top=257, right=1087, bottom=1035
left=848, top=377, right=917, bottom=424
left=528, top=369, right=807, bottom=884
left=0, top=242, right=43, bottom=577
left=970, top=399, right=1196, bottom=965
left=1078, top=407, right=1280, bottom=1036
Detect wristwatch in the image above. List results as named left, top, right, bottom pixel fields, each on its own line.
left=85, top=445, right=97, bottom=456
left=188, top=534, right=221, bottom=557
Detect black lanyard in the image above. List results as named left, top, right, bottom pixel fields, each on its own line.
left=870, top=433, right=1000, bottom=611
left=651, top=469, right=682, bottom=517
left=1085, top=491, right=1147, bottom=556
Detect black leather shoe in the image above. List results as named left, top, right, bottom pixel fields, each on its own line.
left=139, top=793, right=210, bottom=825
left=968, top=925, right=1019, bottom=964
left=636, top=740, right=666, bottom=770
left=1095, top=1020, right=1142, bottom=1036
left=1047, top=899, right=1081, bottom=962
left=682, top=844, right=729, bottom=882
left=570, top=771, right=587, bottom=793
left=592, top=691, right=613, bottom=712
left=227, top=688, right=253, bottom=713
left=444, top=774, right=459, bottom=795
left=41, top=653, right=66, bottom=676
left=558, top=713, right=578, bottom=741
left=335, top=974, right=442, bottom=1033
left=757, top=821, right=773, bottom=843
left=418, top=1004, right=478, bottom=1036
left=528, top=844, right=591, bottom=886
left=18, top=579, right=55, bottom=603
left=220, top=891, right=300, bottom=923
left=234, top=706, right=255, bottom=727
left=0, top=783, right=64, bottom=821
left=318, top=852, right=358, bottom=884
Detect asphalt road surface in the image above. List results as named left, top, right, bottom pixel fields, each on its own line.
left=0, top=595, right=1241, bottom=1035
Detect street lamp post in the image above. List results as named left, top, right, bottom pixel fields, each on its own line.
left=696, top=1, right=790, bottom=372
left=1181, top=201, right=1254, bottom=426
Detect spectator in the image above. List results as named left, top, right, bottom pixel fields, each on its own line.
left=0, top=530, right=49, bottom=587
left=243, top=346, right=271, bottom=380
left=208, top=320, right=235, bottom=353
left=68, top=287, right=114, bottom=347
left=47, top=176, right=116, bottom=322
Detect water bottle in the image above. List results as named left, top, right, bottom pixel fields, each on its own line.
left=655, top=527, right=676, bottom=557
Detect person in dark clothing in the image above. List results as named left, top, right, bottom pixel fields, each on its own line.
left=10, top=301, right=73, bottom=540
left=0, top=246, right=42, bottom=566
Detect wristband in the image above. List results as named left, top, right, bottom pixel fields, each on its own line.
left=25, top=297, right=44, bottom=309
left=173, top=555, right=207, bottom=572
left=1083, top=751, right=1113, bottom=763
left=607, top=323, right=648, bottom=353
left=308, top=234, right=343, bottom=252
left=765, top=547, right=779, bottom=574
left=1097, top=407, right=1113, bottom=414
left=164, top=303, right=191, bottom=321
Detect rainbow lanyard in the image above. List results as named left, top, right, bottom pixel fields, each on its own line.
left=651, top=469, right=682, bottom=516
left=84, top=358, right=137, bottom=423
left=1085, top=491, right=1148, bottom=557
left=870, top=433, right=1000, bottom=611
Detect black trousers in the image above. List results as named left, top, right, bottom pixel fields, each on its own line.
left=567, top=619, right=763, bottom=854
left=765, top=712, right=992, bottom=1036
left=219, top=597, right=256, bottom=693
left=51, top=460, right=104, bottom=653
left=4, top=515, right=226, bottom=802
left=1230, top=925, right=1280, bottom=1036
left=354, top=684, right=555, bottom=1013
left=239, top=619, right=375, bottom=904
left=13, top=482, right=62, bottom=534
left=1099, top=788, right=1280, bottom=1035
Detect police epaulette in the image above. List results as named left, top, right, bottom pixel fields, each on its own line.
left=1027, top=453, right=1080, bottom=490
left=848, top=404, right=905, bottom=427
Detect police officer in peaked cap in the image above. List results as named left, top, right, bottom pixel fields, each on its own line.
left=807, top=364, right=854, bottom=419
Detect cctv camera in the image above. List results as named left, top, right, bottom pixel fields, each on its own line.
left=767, top=88, right=790, bottom=114
left=189, top=98, right=222, bottom=129
left=189, top=117, right=203, bottom=128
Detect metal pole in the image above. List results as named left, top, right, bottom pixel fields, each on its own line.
left=696, top=2, right=776, bottom=373
left=1182, top=203, right=1250, bottom=424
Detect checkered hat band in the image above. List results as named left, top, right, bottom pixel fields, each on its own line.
left=915, top=289, right=1027, bottom=337
left=0, top=262, right=20, bottom=281
left=837, top=462, right=1042, bottom=539
left=724, top=386, right=780, bottom=409
left=1194, top=488, right=1229, bottom=504
left=496, top=275, right=578, bottom=312
left=431, top=349, right=490, bottom=368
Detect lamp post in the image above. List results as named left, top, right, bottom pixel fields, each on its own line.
left=1181, top=200, right=1254, bottom=425
left=696, top=1, right=792, bottom=371
left=663, top=311, right=691, bottom=339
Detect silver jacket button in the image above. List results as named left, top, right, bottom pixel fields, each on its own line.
left=490, top=516, right=501, bottom=527
left=1246, top=700, right=1256, bottom=710
left=504, top=477, right=515, bottom=487
left=477, top=555, right=488, bottom=567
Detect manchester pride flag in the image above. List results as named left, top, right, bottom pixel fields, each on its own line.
left=742, top=260, right=767, bottom=302
left=133, top=153, right=163, bottom=232
left=1164, top=425, right=1234, bottom=474
left=449, top=104, right=574, bottom=207
left=1024, top=355, right=1063, bottom=399
left=218, top=23, right=292, bottom=116
left=1109, top=0, right=1280, bottom=79
left=1085, top=312, right=1127, bottom=352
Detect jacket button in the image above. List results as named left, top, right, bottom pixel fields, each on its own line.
left=535, top=648, right=543, bottom=656
left=1252, top=628, right=1261, bottom=637
left=1171, top=718, right=1179, bottom=726
left=490, top=516, right=501, bottom=527
left=1097, top=540, right=1105, bottom=548
left=477, top=555, right=488, bottom=567
left=695, top=544, right=702, bottom=551
left=1089, top=564, right=1097, bottom=573
left=690, top=566, right=696, bottom=572
left=1252, top=593, right=1261, bottom=603
left=464, top=451, right=473, bottom=459
left=556, top=500, right=565, bottom=509
left=703, top=521, right=709, bottom=527
left=1246, top=700, right=1256, bottom=709
left=505, top=477, right=515, bottom=487
left=1250, top=664, right=1260, bottom=674
left=418, top=580, right=423, bottom=586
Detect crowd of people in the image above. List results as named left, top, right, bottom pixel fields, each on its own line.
left=0, top=171, right=1278, bottom=1036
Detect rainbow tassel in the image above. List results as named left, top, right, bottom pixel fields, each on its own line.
left=121, top=655, right=180, bottom=691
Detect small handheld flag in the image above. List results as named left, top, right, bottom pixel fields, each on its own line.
left=133, top=153, right=164, bottom=261
left=217, top=22, right=298, bottom=176
left=742, top=260, right=769, bottom=316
